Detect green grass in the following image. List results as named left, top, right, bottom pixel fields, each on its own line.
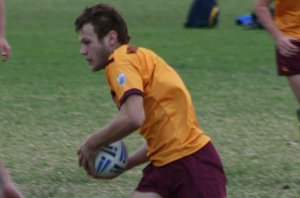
left=1, top=0, right=299, bottom=197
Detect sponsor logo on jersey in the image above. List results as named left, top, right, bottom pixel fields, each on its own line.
left=117, top=73, right=127, bottom=86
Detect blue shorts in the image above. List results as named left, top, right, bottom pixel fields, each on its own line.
left=135, top=142, right=227, bottom=198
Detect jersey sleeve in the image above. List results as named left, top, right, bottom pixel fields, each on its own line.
left=106, top=61, right=144, bottom=106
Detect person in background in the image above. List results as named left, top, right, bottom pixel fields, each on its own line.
left=255, top=0, right=300, bottom=130
left=184, top=0, right=220, bottom=28
left=75, top=3, right=226, bottom=198
left=0, top=0, right=24, bottom=197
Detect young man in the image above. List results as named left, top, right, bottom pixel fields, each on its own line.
left=1, top=1, right=24, bottom=197
left=76, top=3, right=226, bottom=198
left=255, top=1, right=300, bottom=122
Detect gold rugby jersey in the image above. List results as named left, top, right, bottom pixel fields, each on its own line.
left=105, top=45, right=210, bottom=167
left=275, top=0, right=300, bottom=38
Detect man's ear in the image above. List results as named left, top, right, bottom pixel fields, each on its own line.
left=105, top=30, right=118, bottom=47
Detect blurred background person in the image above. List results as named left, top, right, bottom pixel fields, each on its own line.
left=255, top=0, right=300, bottom=131
left=184, top=0, right=220, bottom=28
left=0, top=0, right=24, bottom=197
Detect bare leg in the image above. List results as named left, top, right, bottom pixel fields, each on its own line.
left=287, top=75, right=300, bottom=139
left=287, top=75, right=300, bottom=105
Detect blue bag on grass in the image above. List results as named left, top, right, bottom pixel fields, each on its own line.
left=236, top=15, right=253, bottom=26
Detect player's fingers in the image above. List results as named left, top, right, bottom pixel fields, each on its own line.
left=88, top=159, right=95, bottom=176
left=84, top=158, right=95, bottom=177
left=279, top=47, right=296, bottom=57
left=289, top=37, right=300, bottom=42
left=285, top=38, right=300, bottom=51
left=1, top=48, right=11, bottom=62
left=4, top=51, right=11, bottom=58
left=287, top=43, right=299, bottom=52
left=82, top=158, right=90, bottom=172
left=282, top=51, right=293, bottom=57
left=1, top=53, right=8, bottom=62
left=284, top=49, right=297, bottom=57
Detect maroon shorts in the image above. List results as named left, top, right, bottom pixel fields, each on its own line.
left=135, top=142, right=227, bottom=198
left=276, top=42, right=300, bottom=76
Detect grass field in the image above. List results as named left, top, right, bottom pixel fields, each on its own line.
left=1, top=0, right=300, bottom=197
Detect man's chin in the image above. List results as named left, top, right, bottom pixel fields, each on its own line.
left=91, top=65, right=101, bottom=72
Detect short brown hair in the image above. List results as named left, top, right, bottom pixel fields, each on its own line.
left=75, top=3, right=130, bottom=44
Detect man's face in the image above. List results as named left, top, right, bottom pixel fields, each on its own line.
left=78, top=23, right=111, bottom=72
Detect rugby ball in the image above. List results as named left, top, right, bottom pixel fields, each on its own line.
left=94, top=140, right=128, bottom=178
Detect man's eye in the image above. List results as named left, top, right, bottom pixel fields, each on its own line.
left=82, top=40, right=90, bottom=45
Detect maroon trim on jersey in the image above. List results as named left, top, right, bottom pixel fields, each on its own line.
left=120, top=88, right=144, bottom=106
left=111, top=90, right=116, bottom=97
left=106, top=58, right=115, bottom=67
left=111, top=90, right=116, bottom=101
left=127, top=45, right=138, bottom=54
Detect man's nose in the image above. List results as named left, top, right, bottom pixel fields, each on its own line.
left=80, top=47, right=88, bottom=56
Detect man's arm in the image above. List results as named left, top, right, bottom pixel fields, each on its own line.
left=255, top=0, right=282, bottom=41
left=125, top=144, right=149, bottom=171
left=88, top=94, right=145, bottom=148
left=0, top=0, right=6, bottom=39
left=0, top=0, right=11, bottom=61
left=255, top=0, right=299, bottom=56
left=77, top=94, right=146, bottom=176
